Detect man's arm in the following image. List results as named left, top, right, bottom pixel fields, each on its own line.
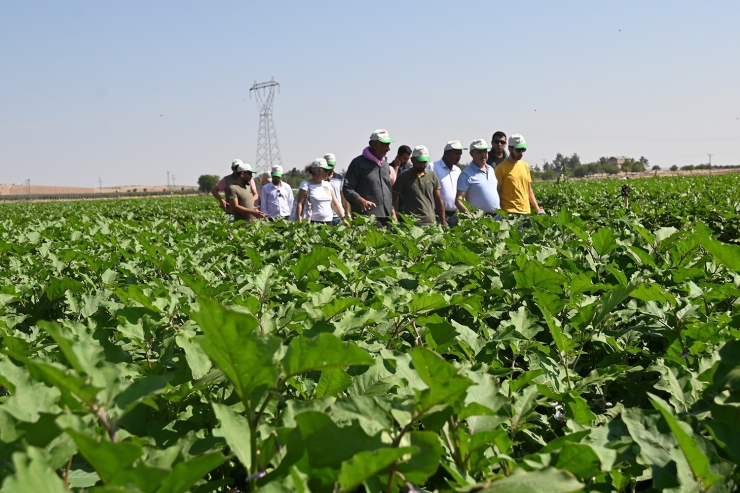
left=455, top=190, right=469, bottom=213
left=228, top=198, right=267, bottom=219
left=528, top=183, right=543, bottom=213
left=343, top=161, right=376, bottom=212
left=434, top=188, right=447, bottom=226
left=392, top=192, right=400, bottom=215
left=251, top=179, right=259, bottom=202
left=211, top=187, right=227, bottom=211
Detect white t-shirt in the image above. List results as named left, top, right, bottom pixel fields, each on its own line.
left=299, top=181, right=335, bottom=221
left=429, top=160, right=462, bottom=211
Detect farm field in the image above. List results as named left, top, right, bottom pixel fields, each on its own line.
left=1, top=174, right=739, bottom=492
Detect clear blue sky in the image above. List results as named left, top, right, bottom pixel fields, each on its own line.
left=1, top=1, right=739, bottom=187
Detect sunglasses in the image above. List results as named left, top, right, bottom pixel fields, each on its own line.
left=514, top=148, right=527, bottom=153
left=494, top=140, right=506, bottom=145
left=277, top=189, right=282, bottom=197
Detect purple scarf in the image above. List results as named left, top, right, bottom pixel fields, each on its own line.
left=363, top=147, right=384, bottom=166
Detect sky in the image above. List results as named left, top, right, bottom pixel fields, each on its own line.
left=1, top=1, right=739, bottom=188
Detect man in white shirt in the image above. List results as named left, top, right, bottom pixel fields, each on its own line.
left=429, top=140, right=466, bottom=226
left=260, top=165, right=294, bottom=220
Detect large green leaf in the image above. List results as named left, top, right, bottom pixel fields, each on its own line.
left=193, top=298, right=281, bottom=401
left=212, top=403, right=252, bottom=470
left=315, top=368, right=353, bottom=398
left=155, top=452, right=226, bottom=493
left=1, top=448, right=68, bottom=493
left=591, top=227, right=619, bottom=256
left=282, top=333, right=373, bottom=378
left=478, top=468, right=583, bottom=492
left=292, top=247, right=336, bottom=281
left=338, top=446, right=416, bottom=492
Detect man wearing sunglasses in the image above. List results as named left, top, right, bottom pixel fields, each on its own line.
left=494, top=134, right=544, bottom=219
left=260, top=165, right=294, bottom=220
left=487, top=131, right=508, bottom=167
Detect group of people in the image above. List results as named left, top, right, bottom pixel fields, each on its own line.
left=210, top=129, right=545, bottom=227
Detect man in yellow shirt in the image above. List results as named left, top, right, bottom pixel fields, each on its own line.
left=494, top=134, right=545, bottom=217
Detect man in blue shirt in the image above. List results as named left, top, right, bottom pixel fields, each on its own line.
left=455, top=139, right=500, bottom=216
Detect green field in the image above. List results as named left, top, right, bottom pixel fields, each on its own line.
left=1, top=174, right=739, bottom=492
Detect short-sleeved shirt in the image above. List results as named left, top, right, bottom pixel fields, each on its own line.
left=216, top=174, right=257, bottom=194
left=457, top=163, right=500, bottom=213
left=428, top=160, right=461, bottom=212
left=329, top=173, right=345, bottom=218
left=495, top=158, right=532, bottom=214
left=261, top=181, right=294, bottom=218
left=392, top=168, right=441, bottom=225
left=300, top=181, right=335, bottom=222
left=225, top=184, right=255, bottom=222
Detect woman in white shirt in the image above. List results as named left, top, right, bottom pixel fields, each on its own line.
left=296, top=158, right=350, bottom=226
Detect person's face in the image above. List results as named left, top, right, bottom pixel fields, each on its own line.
left=443, top=149, right=463, bottom=165
left=272, top=175, right=281, bottom=185
left=492, top=136, right=507, bottom=154
left=398, top=153, right=411, bottom=167
left=370, top=140, right=391, bottom=159
left=411, top=157, right=427, bottom=172
left=509, top=146, right=527, bottom=162
left=470, top=149, right=488, bottom=165
left=326, top=168, right=335, bottom=179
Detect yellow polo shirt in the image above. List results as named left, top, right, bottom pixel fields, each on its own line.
left=494, top=158, right=532, bottom=214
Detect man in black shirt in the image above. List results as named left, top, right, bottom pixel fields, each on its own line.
left=487, top=131, right=508, bottom=167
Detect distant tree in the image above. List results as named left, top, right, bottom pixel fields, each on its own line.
left=603, top=164, right=621, bottom=175
left=630, top=162, right=645, bottom=173
left=198, top=174, right=220, bottom=193
left=670, top=165, right=679, bottom=171
left=543, top=161, right=552, bottom=171
left=651, top=165, right=661, bottom=171
left=551, top=153, right=567, bottom=173
left=598, top=156, right=610, bottom=166
left=566, top=153, right=581, bottom=169
left=621, top=159, right=635, bottom=172
left=683, top=165, right=695, bottom=171
left=572, top=166, right=589, bottom=178
left=639, top=156, right=649, bottom=167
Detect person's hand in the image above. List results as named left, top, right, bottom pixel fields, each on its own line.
left=219, top=200, right=227, bottom=211
left=342, top=219, right=351, bottom=227
left=253, top=210, right=268, bottom=219
left=360, top=199, right=376, bottom=212
left=537, top=207, right=545, bottom=215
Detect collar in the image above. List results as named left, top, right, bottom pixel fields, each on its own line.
left=363, top=147, right=384, bottom=166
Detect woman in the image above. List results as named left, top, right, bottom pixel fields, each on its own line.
left=295, top=158, right=350, bottom=226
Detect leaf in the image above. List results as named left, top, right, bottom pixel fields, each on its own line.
left=396, top=431, right=443, bottom=484
left=315, top=368, right=353, bottom=398
left=590, top=282, right=637, bottom=329
left=701, top=237, right=740, bottom=272
left=510, top=386, right=538, bottom=433
left=114, top=284, right=160, bottom=312
left=292, top=247, right=336, bottom=281
left=211, top=403, right=252, bottom=470
left=2, top=448, right=68, bottom=493
left=437, top=244, right=480, bottom=266
left=562, top=393, right=596, bottom=426
left=338, top=447, right=416, bottom=492
left=553, top=442, right=601, bottom=479
left=175, top=333, right=212, bottom=380
left=66, top=430, right=142, bottom=484
left=156, top=452, right=226, bottom=493
left=591, top=227, right=619, bottom=256
left=649, top=393, right=722, bottom=489
left=409, top=346, right=458, bottom=386
left=478, top=467, right=583, bottom=492
left=514, top=260, right=567, bottom=294
left=0, top=357, right=61, bottom=422
left=282, top=333, right=373, bottom=378
left=192, top=298, right=281, bottom=401
left=406, top=292, right=448, bottom=314
left=114, top=374, right=173, bottom=416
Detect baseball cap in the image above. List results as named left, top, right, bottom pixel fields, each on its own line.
left=231, top=159, right=244, bottom=169
left=444, top=140, right=468, bottom=151
left=369, top=129, right=394, bottom=144
left=324, top=153, right=336, bottom=166
left=271, top=165, right=284, bottom=177
left=234, top=163, right=255, bottom=173
left=508, top=134, right=528, bottom=149
left=411, top=145, right=431, bottom=162
left=311, top=158, right=333, bottom=170
left=469, top=139, right=491, bottom=151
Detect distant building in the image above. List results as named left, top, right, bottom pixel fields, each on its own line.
left=608, top=156, right=631, bottom=167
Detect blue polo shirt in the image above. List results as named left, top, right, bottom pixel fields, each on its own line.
left=457, top=163, right=500, bottom=213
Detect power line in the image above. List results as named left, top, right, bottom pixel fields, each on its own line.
left=250, top=78, right=283, bottom=175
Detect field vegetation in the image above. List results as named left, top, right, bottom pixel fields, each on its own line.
left=1, top=174, right=739, bottom=492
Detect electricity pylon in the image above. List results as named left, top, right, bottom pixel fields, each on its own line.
left=250, top=78, right=283, bottom=174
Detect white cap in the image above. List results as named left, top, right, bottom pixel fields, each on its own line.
left=234, top=163, right=255, bottom=173
left=411, top=145, right=431, bottom=162
left=444, top=140, right=468, bottom=151
left=311, top=158, right=333, bottom=170
left=324, top=153, right=336, bottom=166
left=271, top=165, right=284, bottom=177
left=508, top=134, right=528, bottom=149
left=469, top=139, right=491, bottom=151
left=231, top=158, right=243, bottom=169
left=369, top=129, right=394, bottom=143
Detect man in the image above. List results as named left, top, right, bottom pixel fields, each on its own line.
left=429, top=140, right=466, bottom=226
left=226, top=163, right=268, bottom=223
left=343, top=129, right=397, bottom=225
left=389, top=145, right=412, bottom=184
left=392, top=146, right=445, bottom=226
left=495, top=134, right=544, bottom=219
left=324, top=153, right=351, bottom=224
left=487, top=131, right=508, bottom=167
left=455, top=139, right=500, bottom=216
left=260, top=165, right=294, bottom=220
left=211, top=159, right=259, bottom=213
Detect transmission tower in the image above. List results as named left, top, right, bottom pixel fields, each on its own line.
left=250, top=78, right=283, bottom=174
